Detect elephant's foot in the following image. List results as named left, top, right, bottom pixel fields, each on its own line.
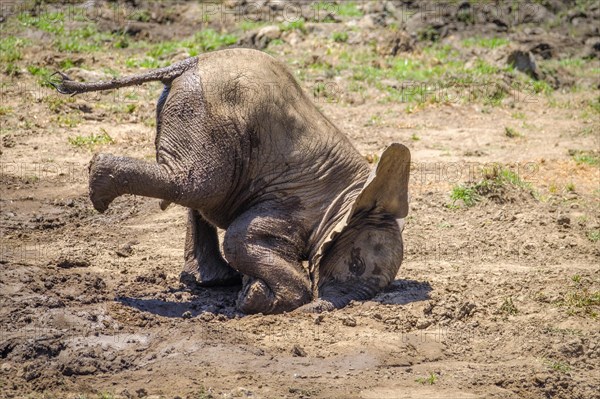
left=180, top=256, right=241, bottom=287
left=88, top=153, right=181, bottom=213
left=89, top=154, right=121, bottom=213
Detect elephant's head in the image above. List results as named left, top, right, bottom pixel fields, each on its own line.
left=305, top=143, right=411, bottom=311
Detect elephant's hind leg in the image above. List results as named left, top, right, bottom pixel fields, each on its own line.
left=181, top=209, right=240, bottom=287
left=223, top=210, right=312, bottom=314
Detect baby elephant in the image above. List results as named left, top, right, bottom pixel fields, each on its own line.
left=54, top=48, right=410, bottom=314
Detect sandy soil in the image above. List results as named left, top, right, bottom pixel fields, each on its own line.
left=1, top=1, right=599, bottom=398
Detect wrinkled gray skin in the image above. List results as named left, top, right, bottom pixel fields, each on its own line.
left=54, top=48, right=410, bottom=314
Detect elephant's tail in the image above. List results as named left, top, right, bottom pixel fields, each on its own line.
left=51, top=57, right=198, bottom=95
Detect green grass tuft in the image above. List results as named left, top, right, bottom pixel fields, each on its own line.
left=332, top=32, right=349, bottom=43
left=415, top=372, right=438, bottom=385
left=587, top=230, right=600, bottom=242
left=500, top=297, right=518, bottom=315
left=27, top=65, right=54, bottom=87
left=462, top=36, right=510, bottom=49
left=569, top=150, right=599, bottom=166
left=334, top=2, right=364, bottom=18
left=449, top=185, right=479, bottom=207
left=448, top=166, right=534, bottom=208
left=543, top=358, right=571, bottom=373
left=68, top=131, right=114, bottom=148
left=280, top=18, right=306, bottom=34
left=505, top=127, right=523, bottom=138
left=0, top=36, right=28, bottom=63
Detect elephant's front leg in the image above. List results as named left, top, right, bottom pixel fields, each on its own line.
left=88, top=153, right=182, bottom=212
left=181, top=209, right=241, bottom=287
left=223, top=210, right=313, bottom=314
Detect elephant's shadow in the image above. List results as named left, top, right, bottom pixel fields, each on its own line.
left=116, top=279, right=432, bottom=318
left=116, top=285, right=243, bottom=319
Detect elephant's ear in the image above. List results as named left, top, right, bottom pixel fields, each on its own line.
left=309, top=143, right=410, bottom=294
left=349, top=143, right=411, bottom=219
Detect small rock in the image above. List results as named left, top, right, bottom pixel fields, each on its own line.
left=416, top=319, right=432, bottom=329
left=358, top=14, right=376, bottom=29
left=116, top=243, right=134, bottom=258
left=530, top=42, right=555, bottom=60
left=199, top=312, right=214, bottom=322
left=291, top=345, right=307, bottom=357
left=508, top=50, right=540, bottom=80
left=57, top=258, right=90, bottom=268
left=342, top=316, right=357, bottom=327
left=255, top=25, right=281, bottom=49
left=557, top=216, right=571, bottom=227
left=182, top=311, right=192, bottom=319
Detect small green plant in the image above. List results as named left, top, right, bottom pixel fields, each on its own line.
left=53, top=24, right=108, bottom=53
left=68, top=131, right=113, bottom=148
left=125, top=57, right=163, bottom=69
left=58, top=58, right=77, bottom=70
left=44, top=95, right=72, bottom=113
left=193, top=29, right=238, bottom=52
left=195, top=386, right=213, bottom=399
left=557, top=281, right=600, bottom=318
left=114, top=36, right=129, bottom=49
left=462, top=36, right=510, bottom=49
left=410, top=133, right=420, bottom=141
left=478, top=166, right=532, bottom=191
left=587, top=96, right=600, bottom=114
left=505, top=127, right=522, bottom=138
left=366, top=114, right=382, bottom=126
left=129, top=9, right=151, bottom=22
left=280, top=18, right=306, bottom=33
left=0, top=106, right=12, bottom=116
left=332, top=31, right=349, bottom=43
left=569, top=150, right=600, bottom=166
left=334, top=2, right=364, bottom=18
left=239, top=20, right=267, bottom=32
left=587, top=229, right=600, bottom=242
left=56, top=115, right=82, bottom=128
left=268, top=38, right=284, bottom=47
left=531, top=80, right=553, bottom=95
left=449, top=185, right=479, bottom=207
left=500, top=297, right=518, bottom=315
left=5, top=63, right=20, bottom=76
left=571, top=274, right=582, bottom=284
left=543, top=358, right=571, bottom=373
left=18, top=11, right=65, bottom=34
left=0, top=36, right=28, bottom=63
left=418, top=26, right=440, bottom=42
left=416, top=372, right=438, bottom=385
left=27, top=65, right=54, bottom=87
left=565, top=182, right=576, bottom=192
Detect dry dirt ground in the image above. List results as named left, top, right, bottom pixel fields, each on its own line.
left=1, top=1, right=599, bottom=399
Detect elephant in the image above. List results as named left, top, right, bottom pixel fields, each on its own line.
left=53, top=48, right=411, bottom=314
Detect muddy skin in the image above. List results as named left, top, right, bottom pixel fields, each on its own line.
left=54, top=48, right=411, bottom=314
